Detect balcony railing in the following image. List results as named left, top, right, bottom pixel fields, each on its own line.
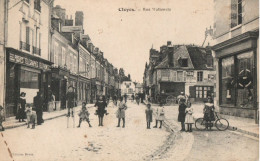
left=34, top=1, right=41, bottom=12
left=20, top=41, right=30, bottom=52
left=33, top=46, right=41, bottom=56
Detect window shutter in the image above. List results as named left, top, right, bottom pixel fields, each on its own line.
left=231, top=0, right=238, bottom=28
left=173, top=71, right=177, bottom=81
left=26, top=27, right=30, bottom=44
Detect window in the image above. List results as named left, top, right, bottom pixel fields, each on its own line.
left=161, top=70, right=169, bottom=81
left=197, top=71, right=203, bottom=82
left=231, top=0, right=243, bottom=28
left=221, top=56, right=235, bottom=105
left=196, top=86, right=213, bottom=98
left=34, top=0, right=41, bottom=12
left=61, top=47, right=66, bottom=66
left=179, top=58, right=188, bottom=67
left=177, top=71, right=183, bottom=82
left=20, top=70, right=39, bottom=89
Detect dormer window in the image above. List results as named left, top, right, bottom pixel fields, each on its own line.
left=178, top=57, right=188, bottom=67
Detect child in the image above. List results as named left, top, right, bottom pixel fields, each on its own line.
left=0, top=106, right=5, bottom=131
left=153, top=102, right=165, bottom=129
left=178, top=98, right=187, bottom=131
left=25, top=104, right=37, bottom=129
left=116, top=97, right=127, bottom=128
left=203, top=96, right=215, bottom=130
left=145, top=103, right=153, bottom=129
left=185, top=103, right=194, bottom=132
left=77, top=102, right=92, bottom=128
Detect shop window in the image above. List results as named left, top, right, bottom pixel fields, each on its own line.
left=221, top=56, right=235, bottom=105
left=20, top=70, right=39, bottom=89
left=236, top=52, right=254, bottom=108
left=197, top=71, right=203, bottom=82
left=196, top=86, right=213, bottom=98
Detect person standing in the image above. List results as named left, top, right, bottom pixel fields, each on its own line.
left=177, top=92, right=186, bottom=105
left=178, top=98, right=187, bottom=131
left=145, top=103, right=153, bottom=129
left=124, top=93, right=127, bottom=103
left=116, top=97, right=127, bottom=128
left=203, top=96, right=215, bottom=130
left=113, top=95, right=117, bottom=107
left=153, top=102, right=165, bottom=128
left=66, top=86, right=77, bottom=117
left=131, top=94, right=135, bottom=102
left=16, top=92, right=26, bottom=122
left=135, top=94, right=140, bottom=105
left=185, top=103, right=194, bottom=132
left=33, top=92, right=44, bottom=125
left=95, top=95, right=107, bottom=126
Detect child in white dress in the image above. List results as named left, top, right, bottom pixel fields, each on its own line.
left=185, top=103, right=194, bottom=132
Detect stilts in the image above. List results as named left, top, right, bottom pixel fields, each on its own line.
left=67, top=108, right=75, bottom=128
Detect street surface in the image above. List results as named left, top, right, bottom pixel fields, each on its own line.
left=0, top=102, right=259, bottom=161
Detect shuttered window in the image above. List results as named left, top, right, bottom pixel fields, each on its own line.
left=26, top=27, right=30, bottom=44
left=231, top=0, right=244, bottom=28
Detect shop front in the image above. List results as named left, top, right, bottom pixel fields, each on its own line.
left=51, top=67, right=70, bottom=110
left=213, top=31, right=258, bottom=120
left=78, top=76, right=90, bottom=105
left=5, top=48, right=52, bottom=118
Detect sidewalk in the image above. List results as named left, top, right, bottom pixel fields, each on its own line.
left=2, top=104, right=95, bottom=130
left=151, top=103, right=259, bottom=138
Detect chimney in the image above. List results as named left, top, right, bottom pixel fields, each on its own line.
left=167, top=41, right=172, bottom=46
left=168, top=47, right=174, bottom=67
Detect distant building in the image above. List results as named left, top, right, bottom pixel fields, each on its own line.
left=121, top=81, right=135, bottom=97
left=144, top=42, right=215, bottom=102
left=135, top=83, right=143, bottom=94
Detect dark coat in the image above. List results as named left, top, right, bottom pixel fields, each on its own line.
left=203, top=103, right=215, bottom=121
left=178, top=103, right=187, bottom=122
left=145, top=109, right=153, bottom=122
left=95, top=100, right=107, bottom=117
left=66, top=92, right=76, bottom=108
left=33, top=95, right=43, bottom=110
left=16, top=98, right=26, bottom=119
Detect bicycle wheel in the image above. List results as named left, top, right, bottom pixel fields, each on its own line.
left=215, top=119, right=229, bottom=131
left=195, top=118, right=206, bottom=130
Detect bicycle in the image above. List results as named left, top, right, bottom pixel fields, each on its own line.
left=195, top=112, right=229, bottom=131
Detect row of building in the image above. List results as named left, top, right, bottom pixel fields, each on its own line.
left=0, top=1, right=130, bottom=118
left=143, top=0, right=259, bottom=122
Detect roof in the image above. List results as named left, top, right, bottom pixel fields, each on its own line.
left=155, top=45, right=213, bottom=70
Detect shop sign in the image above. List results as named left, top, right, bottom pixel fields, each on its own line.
left=9, top=53, right=50, bottom=70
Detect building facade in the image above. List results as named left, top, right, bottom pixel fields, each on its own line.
left=212, top=0, right=259, bottom=121
left=5, top=0, right=53, bottom=117
left=144, top=42, right=215, bottom=103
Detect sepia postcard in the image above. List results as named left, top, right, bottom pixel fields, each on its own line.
left=0, top=0, right=259, bottom=161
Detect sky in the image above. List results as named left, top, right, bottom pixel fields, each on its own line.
left=54, top=0, right=214, bottom=82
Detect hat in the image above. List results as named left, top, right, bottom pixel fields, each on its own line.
left=180, top=92, right=184, bottom=95
left=146, top=103, right=151, bottom=107
left=20, top=92, right=26, bottom=97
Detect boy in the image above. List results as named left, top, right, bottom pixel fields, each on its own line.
left=145, top=104, right=153, bottom=129
left=77, top=102, right=92, bottom=128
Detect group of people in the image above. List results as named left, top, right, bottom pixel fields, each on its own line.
left=177, top=92, right=215, bottom=132
left=76, top=95, right=128, bottom=128
left=15, top=92, right=45, bottom=129
left=145, top=102, right=165, bottom=129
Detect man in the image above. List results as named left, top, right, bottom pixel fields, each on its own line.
left=33, top=92, right=44, bottom=125
left=124, top=93, right=127, bottom=103
left=66, top=86, right=77, bottom=117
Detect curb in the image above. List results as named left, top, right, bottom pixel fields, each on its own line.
left=2, top=105, right=95, bottom=130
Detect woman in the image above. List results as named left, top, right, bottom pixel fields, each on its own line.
left=16, top=92, right=26, bottom=122
left=116, top=97, right=127, bottom=128
left=203, top=96, right=215, bottom=130
left=95, top=95, right=107, bottom=126
left=178, top=98, right=187, bottom=131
